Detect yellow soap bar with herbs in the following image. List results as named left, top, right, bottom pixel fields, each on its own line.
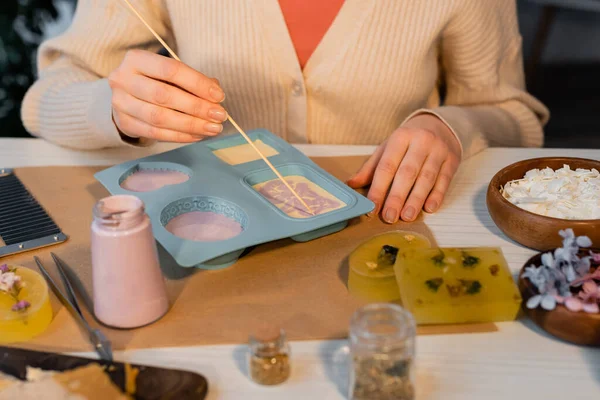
left=348, top=231, right=431, bottom=302
left=394, top=247, right=522, bottom=325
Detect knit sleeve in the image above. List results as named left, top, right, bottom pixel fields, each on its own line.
left=21, top=0, right=172, bottom=150
left=404, top=0, right=550, bottom=159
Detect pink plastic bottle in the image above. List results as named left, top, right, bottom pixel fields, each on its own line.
left=91, top=195, right=169, bottom=328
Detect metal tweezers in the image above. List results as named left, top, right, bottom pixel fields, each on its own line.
left=34, top=253, right=113, bottom=362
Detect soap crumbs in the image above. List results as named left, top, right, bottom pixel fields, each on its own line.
left=500, top=164, right=599, bottom=220
left=366, top=261, right=378, bottom=270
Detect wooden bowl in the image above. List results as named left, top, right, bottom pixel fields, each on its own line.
left=518, top=248, right=600, bottom=347
left=487, top=157, right=600, bottom=251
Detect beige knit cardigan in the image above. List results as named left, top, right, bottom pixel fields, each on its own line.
left=21, top=0, right=549, bottom=158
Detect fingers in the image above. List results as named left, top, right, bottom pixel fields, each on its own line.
left=366, top=134, right=410, bottom=217
left=124, top=74, right=228, bottom=124
left=398, top=144, right=447, bottom=221
left=113, top=109, right=206, bottom=143
left=124, top=50, right=225, bottom=102
left=380, top=135, right=430, bottom=223
left=354, top=121, right=460, bottom=224
left=425, top=157, right=459, bottom=214
left=112, top=89, right=223, bottom=136
left=108, top=50, right=228, bottom=143
left=346, top=143, right=385, bottom=189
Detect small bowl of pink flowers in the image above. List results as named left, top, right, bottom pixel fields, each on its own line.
left=518, top=228, right=600, bottom=346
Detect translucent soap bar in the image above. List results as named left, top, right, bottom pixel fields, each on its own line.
left=0, top=266, right=53, bottom=343
left=348, top=231, right=431, bottom=302
left=394, top=247, right=522, bottom=325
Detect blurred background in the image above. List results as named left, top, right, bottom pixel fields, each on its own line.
left=1, top=0, right=599, bottom=148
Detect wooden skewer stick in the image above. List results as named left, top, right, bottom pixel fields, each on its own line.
left=120, top=0, right=315, bottom=216
left=226, top=118, right=317, bottom=216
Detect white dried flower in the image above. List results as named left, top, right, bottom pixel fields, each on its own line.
left=523, top=230, right=596, bottom=311
left=501, top=165, right=600, bottom=219
left=0, top=271, right=21, bottom=293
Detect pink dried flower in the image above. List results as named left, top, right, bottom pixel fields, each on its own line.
left=564, top=297, right=583, bottom=312
left=591, top=251, right=600, bottom=264
left=11, top=300, right=30, bottom=312
left=570, top=269, right=600, bottom=287
left=578, top=281, right=600, bottom=302
left=581, top=281, right=599, bottom=295
left=557, top=281, right=600, bottom=314
left=0, top=264, right=8, bottom=273
left=559, top=296, right=599, bottom=313
left=555, top=279, right=600, bottom=314
left=582, top=302, right=600, bottom=313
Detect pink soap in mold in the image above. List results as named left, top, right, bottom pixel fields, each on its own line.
left=253, top=175, right=346, bottom=218
left=165, top=211, right=243, bottom=242
left=121, top=169, right=189, bottom=192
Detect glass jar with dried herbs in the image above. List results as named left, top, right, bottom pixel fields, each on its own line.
left=248, top=327, right=291, bottom=385
left=349, top=303, right=416, bottom=400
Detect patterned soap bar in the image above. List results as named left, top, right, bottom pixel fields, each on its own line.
left=394, top=247, right=522, bottom=325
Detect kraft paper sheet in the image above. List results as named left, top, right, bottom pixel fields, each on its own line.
left=3, top=156, right=496, bottom=353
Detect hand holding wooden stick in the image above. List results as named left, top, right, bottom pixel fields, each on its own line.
left=119, top=0, right=315, bottom=216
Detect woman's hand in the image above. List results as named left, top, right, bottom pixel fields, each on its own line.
left=347, top=114, right=461, bottom=223
left=108, top=49, right=227, bottom=143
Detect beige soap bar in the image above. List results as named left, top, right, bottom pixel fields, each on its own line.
left=212, top=139, right=279, bottom=165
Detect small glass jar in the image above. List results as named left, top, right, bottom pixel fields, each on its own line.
left=348, top=303, right=416, bottom=400
left=91, top=195, right=169, bottom=328
left=248, top=327, right=291, bottom=385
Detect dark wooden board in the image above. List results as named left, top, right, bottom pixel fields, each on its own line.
left=0, top=346, right=208, bottom=399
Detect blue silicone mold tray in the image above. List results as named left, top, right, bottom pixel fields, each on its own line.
left=94, top=129, right=374, bottom=269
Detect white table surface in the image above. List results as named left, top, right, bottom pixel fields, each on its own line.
left=2, top=138, right=600, bottom=399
